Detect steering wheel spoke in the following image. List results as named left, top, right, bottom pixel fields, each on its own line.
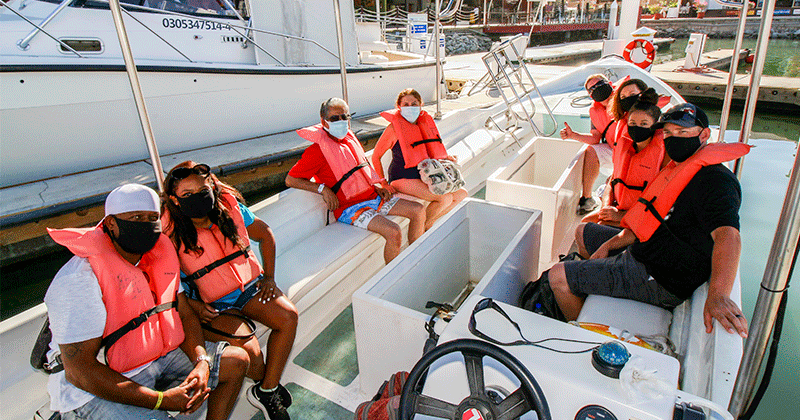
left=495, top=387, right=533, bottom=420
left=462, top=351, right=486, bottom=397
left=412, top=393, right=460, bottom=418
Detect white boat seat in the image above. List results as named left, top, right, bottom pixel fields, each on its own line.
left=576, top=294, right=673, bottom=337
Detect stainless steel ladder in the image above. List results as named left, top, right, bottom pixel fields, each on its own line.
left=470, top=34, right=558, bottom=140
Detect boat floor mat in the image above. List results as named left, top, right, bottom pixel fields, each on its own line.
left=292, top=305, right=359, bottom=387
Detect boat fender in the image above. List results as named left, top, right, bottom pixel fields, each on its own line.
left=622, top=39, right=656, bottom=70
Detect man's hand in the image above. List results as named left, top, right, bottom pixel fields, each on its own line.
left=181, top=360, right=211, bottom=413
left=446, top=155, right=458, bottom=163
left=375, top=184, right=393, bottom=201
left=161, top=377, right=209, bottom=413
left=704, top=292, right=748, bottom=338
left=321, top=187, right=339, bottom=211
left=560, top=122, right=575, bottom=140
left=598, top=206, right=624, bottom=223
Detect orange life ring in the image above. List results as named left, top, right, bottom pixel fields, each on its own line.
left=622, top=39, right=656, bottom=70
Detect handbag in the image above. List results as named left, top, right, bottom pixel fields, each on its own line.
left=417, top=159, right=465, bottom=195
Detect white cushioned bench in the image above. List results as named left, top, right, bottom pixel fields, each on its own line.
left=577, top=294, right=673, bottom=337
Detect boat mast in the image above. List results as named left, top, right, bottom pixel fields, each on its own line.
left=716, top=0, right=749, bottom=144
left=731, top=0, right=777, bottom=177
left=108, top=0, right=165, bottom=191
left=332, top=0, right=349, bottom=102
left=434, top=0, right=443, bottom=119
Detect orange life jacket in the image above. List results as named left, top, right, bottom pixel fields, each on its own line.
left=589, top=102, right=617, bottom=144
left=165, top=192, right=263, bottom=303
left=610, top=130, right=665, bottom=210
left=47, top=226, right=184, bottom=373
left=611, top=112, right=630, bottom=147
left=380, top=109, right=447, bottom=168
left=621, top=142, right=751, bottom=242
left=297, top=124, right=382, bottom=199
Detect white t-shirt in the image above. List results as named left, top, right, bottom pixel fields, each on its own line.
left=44, top=255, right=180, bottom=412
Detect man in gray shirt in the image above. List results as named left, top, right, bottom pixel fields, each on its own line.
left=44, top=183, right=249, bottom=419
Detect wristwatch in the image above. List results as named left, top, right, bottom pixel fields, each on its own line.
left=317, top=183, right=325, bottom=194
left=195, top=354, right=212, bottom=369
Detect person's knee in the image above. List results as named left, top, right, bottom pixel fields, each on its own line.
left=549, top=264, right=570, bottom=294
left=382, top=223, right=403, bottom=246
left=276, top=302, right=299, bottom=331
left=575, top=223, right=588, bottom=246
left=454, top=189, right=468, bottom=202
left=221, top=346, right=250, bottom=376
left=407, top=201, right=425, bottom=220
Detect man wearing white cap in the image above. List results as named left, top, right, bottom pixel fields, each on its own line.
left=43, top=183, right=249, bottom=419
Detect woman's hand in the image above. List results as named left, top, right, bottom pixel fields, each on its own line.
left=255, top=276, right=280, bottom=303
left=187, top=297, right=219, bottom=323
left=598, top=206, right=624, bottom=223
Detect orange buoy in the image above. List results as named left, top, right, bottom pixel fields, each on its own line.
left=622, top=39, right=656, bottom=70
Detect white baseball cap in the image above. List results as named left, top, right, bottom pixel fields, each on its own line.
left=105, top=184, right=161, bottom=217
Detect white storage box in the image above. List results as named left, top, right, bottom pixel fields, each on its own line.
left=352, top=199, right=541, bottom=393
left=486, top=137, right=586, bottom=268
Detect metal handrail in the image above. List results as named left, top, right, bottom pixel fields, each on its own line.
left=477, top=34, right=558, bottom=138
left=17, top=0, right=73, bottom=50
left=4, top=0, right=84, bottom=57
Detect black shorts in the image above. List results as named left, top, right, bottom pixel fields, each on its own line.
left=582, top=223, right=623, bottom=256
left=564, top=247, right=683, bottom=310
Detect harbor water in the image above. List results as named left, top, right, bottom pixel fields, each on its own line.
left=2, top=41, right=799, bottom=419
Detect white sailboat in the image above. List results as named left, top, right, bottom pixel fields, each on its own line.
left=1, top=1, right=795, bottom=416
left=0, top=0, right=439, bottom=188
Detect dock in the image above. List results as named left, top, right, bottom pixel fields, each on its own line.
left=652, top=49, right=800, bottom=109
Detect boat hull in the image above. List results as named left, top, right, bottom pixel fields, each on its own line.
left=0, top=63, right=436, bottom=187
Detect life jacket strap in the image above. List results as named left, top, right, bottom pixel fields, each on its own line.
left=637, top=196, right=668, bottom=226
left=101, top=300, right=178, bottom=355
left=600, top=120, right=614, bottom=145
left=331, top=162, right=369, bottom=194
left=610, top=178, right=647, bottom=192
left=410, top=138, right=443, bottom=148
left=184, top=246, right=251, bottom=283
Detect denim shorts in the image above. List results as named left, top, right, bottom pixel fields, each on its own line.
left=64, top=341, right=228, bottom=420
left=210, top=275, right=262, bottom=312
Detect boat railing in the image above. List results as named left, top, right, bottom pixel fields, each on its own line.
left=7, top=0, right=347, bottom=67
left=476, top=34, right=558, bottom=139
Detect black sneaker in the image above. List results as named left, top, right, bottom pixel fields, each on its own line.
left=247, top=384, right=290, bottom=420
left=253, top=381, right=292, bottom=408
left=577, top=196, right=598, bottom=215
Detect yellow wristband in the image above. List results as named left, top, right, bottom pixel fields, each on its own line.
left=154, top=391, right=164, bottom=411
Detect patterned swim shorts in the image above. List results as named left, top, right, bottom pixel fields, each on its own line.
left=337, top=196, right=400, bottom=229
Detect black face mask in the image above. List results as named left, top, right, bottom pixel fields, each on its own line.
left=627, top=125, right=656, bottom=143
left=590, top=82, right=613, bottom=102
left=112, top=217, right=162, bottom=255
left=664, top=135, right=702, bottom=162
left=177, top=189, right=215, bottom=219
left=619, top=94, right=640, bottom=113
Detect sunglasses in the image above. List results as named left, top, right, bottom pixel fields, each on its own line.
left=661, top=110, right=707, bottom=128
left=327, top=113, right=351, bottom=122
left=169, top=164, right=211, bottom=180
left=587, top=80, right=609, bottom=94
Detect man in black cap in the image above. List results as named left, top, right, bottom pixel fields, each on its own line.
left=547, top=103, right=750, bottom=338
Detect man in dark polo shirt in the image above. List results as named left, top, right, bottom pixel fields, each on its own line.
left=547, top=103, right=749, bottom=338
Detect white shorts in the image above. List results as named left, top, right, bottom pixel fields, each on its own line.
left=590, top=142, right=613, bottom=168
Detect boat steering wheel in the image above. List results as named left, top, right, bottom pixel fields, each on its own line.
left=399, top=338, right=552, bottom=420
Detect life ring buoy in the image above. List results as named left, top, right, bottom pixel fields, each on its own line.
left=622, top=39, right=656, bottom=70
